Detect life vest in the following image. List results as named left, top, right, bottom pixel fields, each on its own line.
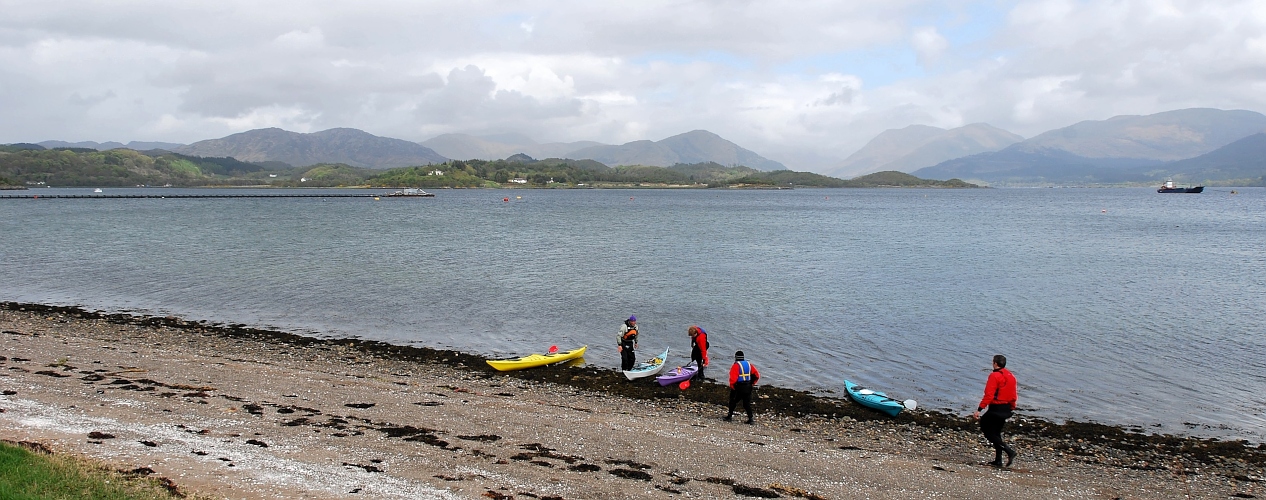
left=735, top=360, right=753, bottom=383
left=621, top=325, right=638, bottom=345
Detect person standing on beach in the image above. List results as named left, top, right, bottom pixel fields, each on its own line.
left=618, top=315, right=639, bottom=371
left=972, top=354, right=1018, bottom=467
left=688, top=325, right=709, bottom=382
left=725, top=350, right=760, bottom=424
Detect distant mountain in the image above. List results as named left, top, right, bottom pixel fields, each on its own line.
left=567, top=130, right=786, bottom=171
left=883, top=124, right=1023, bottom=173
left=1012, top=108, right=1266, bottom=160
left=830, top=125, right=945, bottom=177
left=420, top=133, right=602, bottom=161
left=1152, top=133, right=1266, bottom=184
left=1, top=143, right=46, bottom=152
left=38, top=140, right=185, bottom=151
left=913, top=148, right=1164, bottom=185
left=915, top=108, right=1266, bottom=184
left=175, top=128, right=447, bottom=169
left=830, top=123, right=1022, bottom=178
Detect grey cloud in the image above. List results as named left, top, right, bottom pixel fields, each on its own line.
left=413, top=65, right=584, bottom=131
left=814, top=87, right=854, bottom=107
left=68, top=90, right=117, bottom=107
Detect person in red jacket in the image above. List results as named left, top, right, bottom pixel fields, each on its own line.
left=688, top=325, right=710, bottom=382
left=972, top=354, right=1017, bottom=467
left=725, top=350, right=760, bottom=424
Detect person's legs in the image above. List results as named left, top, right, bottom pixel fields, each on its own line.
left=621, top=348, right=635, bottom=371
left=980, top=413, right=1006, bottom=465
left=725, top=390, right=739, bottom=420
left=742, top=393, right=754, bottom=424
left=728, top=383, right=752, bottom=423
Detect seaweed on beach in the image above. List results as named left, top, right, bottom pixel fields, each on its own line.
left=609, top=468, right=652, bottom=481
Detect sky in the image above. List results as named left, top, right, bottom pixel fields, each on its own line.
left=3, top=0, right=1265, bottom=173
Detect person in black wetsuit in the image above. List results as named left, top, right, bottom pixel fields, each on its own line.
left=972, top=354, right=1018, bottom=467
left=688, top=325, right=710, bottom=382
left=725, top=350, right=761, bottom=424
left=618, top=315, right=638, bottom=371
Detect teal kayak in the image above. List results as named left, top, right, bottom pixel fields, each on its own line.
left=623, top=347, right=669, bottom=380
left=844, top=379, right=914, bottom=417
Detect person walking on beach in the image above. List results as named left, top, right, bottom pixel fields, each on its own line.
left=688, top=325, right=709, bottom=382
left=972, top=354, right=1018, bottom=467
left=725, top=350, right=760, bottom=424
left=618, top=315, right=639, bottom=371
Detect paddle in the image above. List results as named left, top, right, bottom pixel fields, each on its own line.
left=854, top=388, right=918, bottom=410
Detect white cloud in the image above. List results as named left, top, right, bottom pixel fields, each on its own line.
left=911, top=26, right=948, bottom=65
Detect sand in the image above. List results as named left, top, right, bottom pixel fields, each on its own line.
left=1, top=303, right=1262, bottom=499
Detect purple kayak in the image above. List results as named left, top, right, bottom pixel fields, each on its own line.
left=655, top=362, right=698, bottom=386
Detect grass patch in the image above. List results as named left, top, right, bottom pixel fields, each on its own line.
left=0, top=440, right=190, bottom=499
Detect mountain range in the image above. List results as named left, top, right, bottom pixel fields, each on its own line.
left=568, top=130, right=786, bottom=170
left=174, top=128, right=448, bottom=169
left=425, top=129, right=786, bottom=170
left=912, top=108, right=1266, bottom=184
left=1153, top=132, right=1266, bottom=184
left=15, top=107, right=1266, bottom=184
left=38, top=140, right=185, bottom=151
left=828, top=123, right=1023, bottom=178
left=420, top=133, right=603, bottom=162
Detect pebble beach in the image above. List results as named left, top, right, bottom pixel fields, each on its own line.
left=1, top=302, right=1263, bottom=499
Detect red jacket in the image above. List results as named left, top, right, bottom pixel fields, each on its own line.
left=728, top=360, right=760, bottom=388
left=979, top=368, right=1017, bottom=410
left=691, top=330, right=709, bottom=366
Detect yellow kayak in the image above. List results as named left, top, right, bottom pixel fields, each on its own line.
left=486, top=346, right=587, bottom=371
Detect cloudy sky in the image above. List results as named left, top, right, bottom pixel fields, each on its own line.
left=3, top=0, right=1265, bottom=172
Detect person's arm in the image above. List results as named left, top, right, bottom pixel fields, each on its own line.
left=972, top=372, right=1000, bottom=419
left=728, top=364, right=738, bottom=388
left=700, top=333, right=709, bottom=366
left=1008, top=373, right=1018, bottom=410
left=751, top=365, right=760, bottom=385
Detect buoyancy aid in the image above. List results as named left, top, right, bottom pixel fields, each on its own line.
left=735, top=360, right=753, bottom=383
left=620, top=324, right=638, bottom=347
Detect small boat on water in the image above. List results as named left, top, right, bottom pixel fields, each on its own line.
left=1157, top=179, right=1203, bottom=193
left=384, top=188, right=435, bottom=197
left=844, top=379, right=916, bottom=417
left=486, top=346, right=586, bottom=371
left=623, top=347, right=669, bottom=380
left=93, top=188, right=103, bottom=193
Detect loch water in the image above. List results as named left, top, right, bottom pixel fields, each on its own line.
left=2, top=187, right=1263, bottom=441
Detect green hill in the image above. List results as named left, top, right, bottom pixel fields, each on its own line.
left=845, top=170, right=979, bottom=187
left=0, top=148, right=284, bottom=187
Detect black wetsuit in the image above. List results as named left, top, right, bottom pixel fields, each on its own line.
left=619, top=323, right=638, bottom=371
left=690, top=331, right=708, bottom=382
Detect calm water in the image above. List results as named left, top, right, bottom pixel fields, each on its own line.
left=2, top=187, right=1264, bottom=441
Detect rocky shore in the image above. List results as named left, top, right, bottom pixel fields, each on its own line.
left=1, top=301, right=1262, bottom=499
